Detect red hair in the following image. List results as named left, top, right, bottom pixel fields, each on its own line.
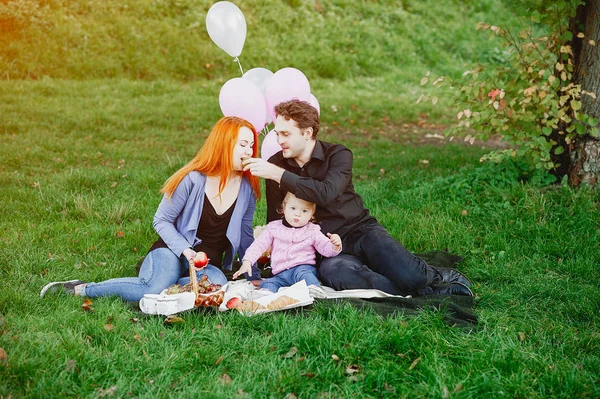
left=160, top=116, right=261, bottom=200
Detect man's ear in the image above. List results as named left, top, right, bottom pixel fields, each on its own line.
left=303, top=127, right=314, bottom=140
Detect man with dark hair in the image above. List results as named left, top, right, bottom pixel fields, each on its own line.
left=242, top=99, right=472, bottom=296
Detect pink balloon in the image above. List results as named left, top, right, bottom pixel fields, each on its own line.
left=219, top=78, right=266, bottom=132
left=261, top=129, right=281, bottom=160
left=309, top=93, right=320, bottom=115
left=264, top=67, right=311, bottom=122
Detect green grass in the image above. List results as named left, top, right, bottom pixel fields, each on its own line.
left=1, top=0, right=538, bottom=81
left=2, top=79, right=600, bottom=398
left=2, top=1, right=599, bottom=397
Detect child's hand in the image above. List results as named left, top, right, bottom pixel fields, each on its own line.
left=233, top=260, right=253, bottom=279
left=327, top=233, right=342, bottom=252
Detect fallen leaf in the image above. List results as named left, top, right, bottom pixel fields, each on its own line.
left=215, top=356, right=223, bottom=365
left=518, top=332, right=526, bottom=341
left=345, top=364, right=360, bottom=375
left=215, top=324, right=222, bottom=329
left=236, top=388, right=248, bottom=397
left=282, top=347, right=298, bottom=359
left=453, top=383, right=463, bottom=393
left=0, top=348, right=7, bottom=365
left=442, top=385, right=450, bottom=399
left=130, top=318, right=139, bottom=323
left=331, top=354, right=340, bottom=361
left=461, top=210, right=469, bottom=216
left=65, top=359, right=77, bottom=373
left=408, top=356, right=423, bottom=370
left=384, top=383, right=395, bottom=392
left=164, top=315, right=185, bottom=324
left=82, top=298, right=94, bottom=312
left=418, top=159, right=429, bottom=164
left=116, top=230, right=124, bottom=238
left=284, top=394, right=297, bottom=399
left=133, top=334, right=141, bottom=341
left=219, top=373, right=232, bottom=385
left=104, top=324, right=114, bottom=332
left=97, top=386, right=118, bottom=397
left=302, top=372, right=316, bottom=378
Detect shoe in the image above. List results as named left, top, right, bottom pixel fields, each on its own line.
left=418, top=282, right=473, bottom=297
left=308, top=285, right=327, bottom=299
left=434, top=267, right=472, bottom=287
left=40, top=280, right=86, bottom=297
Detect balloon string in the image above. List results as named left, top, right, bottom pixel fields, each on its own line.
left=234, top=57, right=244, bottom=76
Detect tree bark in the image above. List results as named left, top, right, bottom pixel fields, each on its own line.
left=568, top=0, right=600, bottom=187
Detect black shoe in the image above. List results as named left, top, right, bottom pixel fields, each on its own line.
left=418, top=282, right=473, bottom=297
left=434, top=267, right=472, bottom=287
left=40, top=280, right=86, bottom=297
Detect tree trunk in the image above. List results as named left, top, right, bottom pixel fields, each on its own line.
left=568, top=0, right=600, bottom=187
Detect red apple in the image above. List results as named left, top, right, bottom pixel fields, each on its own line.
left=193, top=252, right=209, bottom=268
left=226, top=297, right=241, bottom=309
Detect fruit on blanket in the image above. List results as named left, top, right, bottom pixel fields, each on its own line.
left=226, top=297, right=241, bottom=309
left=193, top=252, right=209, bottom=268
left=166, top=275, right=222, bottom=295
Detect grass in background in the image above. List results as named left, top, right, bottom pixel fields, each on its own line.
left=1, top=79, right=599, bottom=398
left=2, top=0, right=539, bottom=81
left=2, top=0, right=599, bottom=397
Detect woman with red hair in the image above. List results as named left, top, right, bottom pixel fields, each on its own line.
left=41, top=116, right=261, bottom=301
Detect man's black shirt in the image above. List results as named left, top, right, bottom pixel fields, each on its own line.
left=266, top=140, right=377, bottom=248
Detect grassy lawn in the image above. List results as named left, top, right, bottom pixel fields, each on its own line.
left=1, top=79, right=599, bottom=398
left=2, top=0, right=600, bottom=397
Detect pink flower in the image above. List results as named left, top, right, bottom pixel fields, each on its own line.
left=488, top=89, right=501, bottom=102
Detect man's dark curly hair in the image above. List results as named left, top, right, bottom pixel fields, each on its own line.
left=274, top=99, right=320, bottom=140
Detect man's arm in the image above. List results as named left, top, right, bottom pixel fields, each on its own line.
left=266, top=178, right=285, bottom=223
left=279, top=148, right=353, bottom=206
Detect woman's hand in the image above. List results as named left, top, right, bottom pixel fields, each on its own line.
left=182, top=248, right=197, bottom=263
left=232, top=260, right=253, bottom=279
left=327, top=233, right=342, bottom=252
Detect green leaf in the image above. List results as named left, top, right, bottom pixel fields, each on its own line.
left=571, top=100, right=582, bottom=111
left=588, top=117, right=598, bottom=127
left=575, top=123, right=586, bottom=135
left=553, top=146, right=564, bottom=155
left=542, top=127, right=552, bottom=136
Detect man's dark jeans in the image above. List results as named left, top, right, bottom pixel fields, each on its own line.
left=318, top=225, right=437, bottom=295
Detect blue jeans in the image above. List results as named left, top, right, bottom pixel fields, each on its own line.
left=260, top=264, right=320, bottom=293
left=82, top=248, right=228, bottom=302
left=318, top=225, right=437, bottom=296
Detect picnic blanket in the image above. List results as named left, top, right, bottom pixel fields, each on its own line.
left=226, top=250, right=477, bottom=327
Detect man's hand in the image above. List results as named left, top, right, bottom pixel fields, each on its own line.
left=232, top=260, right=253, bottom=279
left=327, top=233, right=342, bottom=252
left=242, top=158, right=285, bottom=183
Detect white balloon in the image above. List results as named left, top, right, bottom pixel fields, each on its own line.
left=244, top=68, right=274, bottom=127
left=243, top=67, right=274, bottom=93
left=206, top=1, right=247, bottom=58
left=309, top=93, right=320, bottom=115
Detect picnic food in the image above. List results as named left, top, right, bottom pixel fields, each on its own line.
left=193, top=252, right=209, bottom=268
left=195, top=290, right=225, bottom=307
left=166, top=275, right=221, bottom=295
left=237, top=300, right=266, bottom=312
left=266, top=295, right=299, bottom=310
left=226, top=297, right=241, bottom=309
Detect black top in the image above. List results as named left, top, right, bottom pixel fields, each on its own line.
left=148, top=194, right=236, bottom=267
left=266, top=140, right=378, bottom=250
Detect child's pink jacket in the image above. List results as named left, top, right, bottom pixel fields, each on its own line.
left=243, top=220, right=341, bottom=275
